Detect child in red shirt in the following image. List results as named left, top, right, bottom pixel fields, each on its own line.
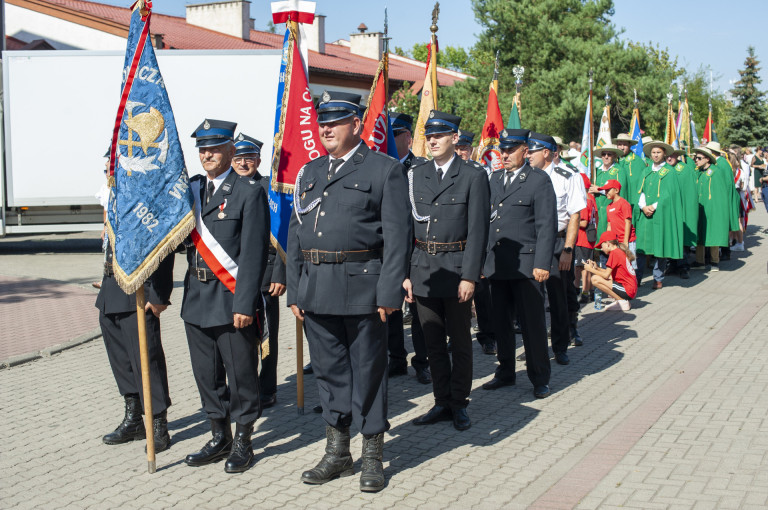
left=584, top=231, right=637, bottom=311
left=575, top=173, right=598, bottom=302
left=598, top=179, right=636, bottom=269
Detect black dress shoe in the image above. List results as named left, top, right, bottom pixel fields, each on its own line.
left=302, top=426, right=354, bottom=484
left=185, top=418, right=232, bottom=466
left=453, top=408, right=471, bottom=431
left=303, top=363, right=314, bottom=375
left=534, top=385, right=551, bottom=398
left=103, top=394, right=145, bottom=445
left=555, top=352, right=570, bottom=365
left=260, top=393, right=277, bottom=409
left=224, top=423, right=254, bottom=473
left=482, top=377, right=515, bottom=390
left=313, top=404, right=323, bottom=413
left=150, top=411, right=171, bottom=453
left=412, top=405, right=452, bottom=425
left=481, top=342, right=497, bottom=355
left=415, top=366, right=432, bottom=385
left=388, top=363, right=408, bottom=377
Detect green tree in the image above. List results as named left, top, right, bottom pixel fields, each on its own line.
left=402, top=42, right=471, bottom=73
left=725, top=47, right=768, bottom=146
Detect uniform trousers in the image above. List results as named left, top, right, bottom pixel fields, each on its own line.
left=303, top=312, right=389, bottom=435
left=546, top=241, right=577, bottom=354
left=259, top=293, right=280, bottom=397
left=490, top=278, right=550, bottom=387
left=387, top=305, right=428, bottom=370
left=414, top=296, right=473, bottom=410
left=185, top=314, right=263, bottom=425
left=100, top=310, right=171, bottom=414
left=473, top=277, right=495, bottom=346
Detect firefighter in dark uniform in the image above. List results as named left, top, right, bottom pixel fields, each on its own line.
left=405, top=111, right=490, bottom=432
left=231, top=133, right=286, bottom=409
left=386, top=112, right=431, bottom=385
left=97, top=239, right=174, bottom=451
left=286, top=91, right=411, bottom=493
left=455, top=129, right=497, bottom=355
left=182, top=119, right=270, bottom=474
left=526, top=132, right=586, bottom=366
left=480, top=129, right=557, bottom=398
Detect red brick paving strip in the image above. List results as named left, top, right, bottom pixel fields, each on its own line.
left=0, top=276, right=98, bottom=360
left=530, top=302, right=764, bottom=509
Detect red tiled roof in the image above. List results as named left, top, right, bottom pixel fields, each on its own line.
left=6, top=36, right=28, bottom=50
left=25, top=0, right=465, bottom=85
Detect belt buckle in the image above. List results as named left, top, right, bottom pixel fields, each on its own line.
left=310, top=249, right=320, bottom=265
left=427, top=241, right=437, bottom=255
left=197, top=268, right=207, bottom=282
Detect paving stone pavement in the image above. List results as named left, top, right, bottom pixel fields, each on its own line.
left=1, top=211, right=767, bottom=509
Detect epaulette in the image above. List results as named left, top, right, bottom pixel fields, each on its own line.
left=554, top=165, right=573, bottom=179
left=564, top=161, right=579, bottom=173
left=464, top=159, right=487, bottom=172
left=410, top=158, right=432, bottom=170
left=190, top=173, right=204, bottom=182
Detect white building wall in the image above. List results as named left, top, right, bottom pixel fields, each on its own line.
left=6, top=4, right=126, bottom=50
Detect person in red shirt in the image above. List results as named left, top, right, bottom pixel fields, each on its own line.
left=598, top=179, right=636, bottom=269
left=575, top=173, right=597, bottom=305
left=584, top=231, right=637, bottom=311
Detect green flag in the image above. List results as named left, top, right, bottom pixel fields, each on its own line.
left=506, top=102, right=521, bottom=129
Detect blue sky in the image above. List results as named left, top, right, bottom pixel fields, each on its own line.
left=112, top=0, right=766, bottom=95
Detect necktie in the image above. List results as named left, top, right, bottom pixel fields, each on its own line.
left=329, top=159, right=344, bottom=180
left=436, top=167, right=444, bottom=183
left=504, top=173, right=512, bottom=190
left=205, top=180, right=215, bottom=204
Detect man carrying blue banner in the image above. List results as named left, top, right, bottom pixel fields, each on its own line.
left=105, top=0, right=194, bottom=473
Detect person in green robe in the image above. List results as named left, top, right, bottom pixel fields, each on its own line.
left=589, top=144, right=628, bottom=244
left=666, top=148, right=698, bottom=279
left=615, top=133, right=648, bottom=207
left=634, top=141, right=684, bottom=289
left=706, top=142, right=741, bottom=261
left=691, top=146, right=730, bottom=272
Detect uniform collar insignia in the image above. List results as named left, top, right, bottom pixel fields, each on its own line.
left=203, top=120, right=211, bottom=130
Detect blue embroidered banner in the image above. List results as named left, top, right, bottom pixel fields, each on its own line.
left=107, top=0, right=194, bottom=294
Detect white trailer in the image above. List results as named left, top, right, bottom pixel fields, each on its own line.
left=1, top=49, right=282, bottom=236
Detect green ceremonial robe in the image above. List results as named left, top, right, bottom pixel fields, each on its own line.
left=592, top=163, right=629, bottom=241
left=617, top=152, right=648, bottom=207
left=697, top=161, right=733, bottom=247
left=674, top=158, right=699, bottom=247
left=715, top=156, right=741, bottom=232
left=635, top=163, right=684, bottom=259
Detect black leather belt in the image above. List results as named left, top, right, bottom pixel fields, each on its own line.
left=302, top=248, right=382, bottom=264
left=103, top=262, right=114, bottom=277
left=415, top=239, right=467, bottom=254
left=191, top=267, right=217, bottom=282
left=557, top=230, right=567, bottom=238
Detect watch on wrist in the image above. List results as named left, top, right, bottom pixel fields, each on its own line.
left=563, top=247, right=573, bottom=254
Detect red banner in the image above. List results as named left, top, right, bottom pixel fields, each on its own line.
left=477, top=83, right=504, bottom=171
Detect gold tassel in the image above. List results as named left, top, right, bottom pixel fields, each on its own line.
left=261, top=337, right=270, bottom=359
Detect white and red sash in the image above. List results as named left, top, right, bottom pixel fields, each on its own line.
left=190, top=179, right=238, bottom=293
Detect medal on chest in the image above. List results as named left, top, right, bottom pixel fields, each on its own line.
left=218, top=199, right=228, bottom=219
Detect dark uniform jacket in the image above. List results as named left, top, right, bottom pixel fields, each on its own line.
left=254, top=170, right=286, bottom=292
left=408, top=156, right=490, bottom=297
left=95, top=242, right=175, bottom=315
left=286, top=142, right=411, bottom=315
left=483, top=164, right=557, bottom=280
left=181, top=170, right=270, bottom=328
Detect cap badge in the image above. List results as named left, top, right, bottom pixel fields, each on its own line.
left=429, top=111, right=435, bottom=119
left=501, top=130, right=508, bottom=137
left=457, top=129, right=462, bottom=137
left=237, top=134, right=244, bottom=141
left=203, top=120, right=211, bottom=130
left=322, top=91, right=330, bottom=103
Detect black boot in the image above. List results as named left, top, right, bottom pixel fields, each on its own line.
left=224, top=422, right=254, bottom=473
left=359, top=433, right=385, bottom=492
left=185, top=418, right=232, bottom=466
left=150, top=411, right=171, bottom=453
left=301, top=425, right=354, bottom=484
left=103, top=394, right=145, bottom=445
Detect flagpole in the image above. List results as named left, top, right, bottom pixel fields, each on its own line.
left=513, top=65, right=524, bottom=124
left=588, top=70, right=595, bottom=182
left=287, top=15, right=305, bottom=416
left=135, top=286, right=156, bottom=473
left=604, top=84, right=611, bottom=133
left=430, top=4, right=439, bottom=108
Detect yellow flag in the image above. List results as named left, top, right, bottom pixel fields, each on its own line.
left=412, top=35, right=438, bottom=158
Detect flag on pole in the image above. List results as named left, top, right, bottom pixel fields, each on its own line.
left=506, top=102, right=521, bottom=129
left=106, top=0, right=194, bottom=294
left=677, top=98, right=691, bottom=153
left=476, top=78, right=504, bottom=172
left=596, top=105, right=611, bottom=149
left=577, top=96, right=594, bottom=174
left=663, top=99, right=677, bottom=147
left=361, top=59, right=399, bottom=159
left=268, top=13, right=326, bottom=259
left=629, top=107, right=644, bottom=158
left=701, top=109, right=713, bottom=145
left=690, top=113, right=700, bottom=149
left=412, top=34, right=438, bottom=158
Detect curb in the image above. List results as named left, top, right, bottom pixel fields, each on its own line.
left=0, top=327, right=102, bottom=370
